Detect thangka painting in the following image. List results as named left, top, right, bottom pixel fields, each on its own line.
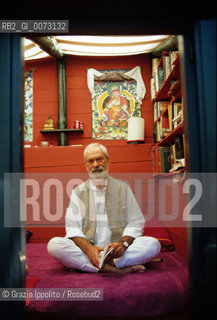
left=88, top=67, right=146, bottom=140
left=24, top=71, right=33, bottom=142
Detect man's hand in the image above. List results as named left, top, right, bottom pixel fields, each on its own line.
left=107, top=242, right=126, bottom=259
left=70, top=237, right=104, bottom=269
left=86, top=245, right=104, bottom=268
left=108, top=236, right=135, bottom=259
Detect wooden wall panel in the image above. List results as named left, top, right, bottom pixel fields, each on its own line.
left=25, top=57, right=58, bottom=146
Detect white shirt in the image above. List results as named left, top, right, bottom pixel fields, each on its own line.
left=65, top=179, right=145, bottom=247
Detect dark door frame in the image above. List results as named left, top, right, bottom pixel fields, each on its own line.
left=0, top=12, right=216, bottom=320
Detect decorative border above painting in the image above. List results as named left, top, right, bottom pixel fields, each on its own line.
left=87, top=66, right=146, bottom=140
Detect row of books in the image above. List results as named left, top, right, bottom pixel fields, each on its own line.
left=151, top=68, right=164, bottom=97
left=153, top=101, right=183, bottom=142
left=153, top=121, right=169, bottom=143
left=151, top=135, right=185, bottom=174
left=150, top=51, right=179, bottom=100
left=153, top=101, right=169, bottom=121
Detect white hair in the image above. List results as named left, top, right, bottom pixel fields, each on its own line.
left=83, top=143, right=109, bottom=161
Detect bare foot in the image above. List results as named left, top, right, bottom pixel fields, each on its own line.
left=100, top=264, right=146, bottom=273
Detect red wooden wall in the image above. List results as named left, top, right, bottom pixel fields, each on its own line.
left=25, top=54, right=154, bottom=147
left=25, top=57, right=58, bottom=146
left=24, top=53, right=154, bottom=240
left=24, top=54, right=188, bottom=259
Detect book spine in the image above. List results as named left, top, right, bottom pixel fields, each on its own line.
left=150, top=77, right=156, bottom=101
left=155, top=147, right=161, bottom=173
left=160, top=146, right=171, bottom=173
left=158, top=67, right=165, bottom=90
left=174, top=135, right=184, bottom=159
left=152, top=58, right=160, bottom=78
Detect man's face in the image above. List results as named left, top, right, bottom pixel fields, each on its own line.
left=85, top=147, right=109, bottom=179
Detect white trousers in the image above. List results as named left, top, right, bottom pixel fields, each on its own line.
left=47, top=236, right=161, bottom=273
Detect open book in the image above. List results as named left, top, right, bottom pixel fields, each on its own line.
left=99, top=245, right=115, bottom=269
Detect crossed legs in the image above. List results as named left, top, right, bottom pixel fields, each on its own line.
left=47, top=236, right=161, bottom=273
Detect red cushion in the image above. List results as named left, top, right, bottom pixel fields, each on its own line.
left=143, top=219, right=175, bottom=252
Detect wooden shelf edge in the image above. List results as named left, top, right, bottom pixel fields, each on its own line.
left=40, top=129, right=84, bottom=133
left=153, top=167, right=185, bottom=177
left=157, top=51, right=169, bottom=68
left=155, top=121, right=184, bottom=146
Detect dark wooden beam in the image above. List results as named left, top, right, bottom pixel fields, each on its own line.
left=57, top=56, right=67, bottom=146
left=150, top=36, right=178, bottom=57
left=25, top=36, right=64, bottom=59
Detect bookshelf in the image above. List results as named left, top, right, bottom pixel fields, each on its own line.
left=150, top=51, right=185, bottom=176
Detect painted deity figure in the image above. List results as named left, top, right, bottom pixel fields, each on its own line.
left=101, top=86, right=130, bottom=127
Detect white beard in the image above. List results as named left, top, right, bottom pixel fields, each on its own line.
left=89, top=169, right=108, bottom=180
left=88, top=165, right=109, bottom=188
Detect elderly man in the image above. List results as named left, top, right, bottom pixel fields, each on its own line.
left=47, top=143, right=160, bottom=273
